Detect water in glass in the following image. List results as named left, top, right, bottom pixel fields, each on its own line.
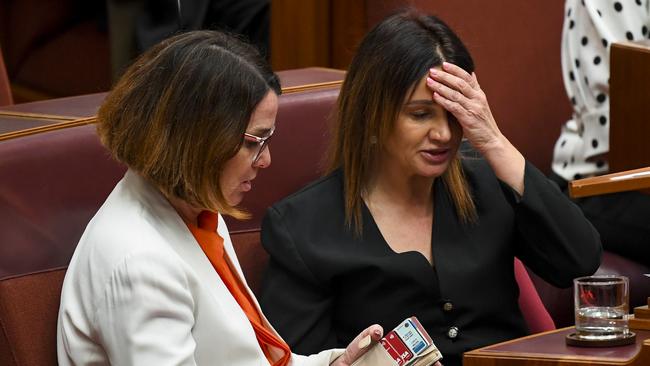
left=575, top=304, right=629, bottom=340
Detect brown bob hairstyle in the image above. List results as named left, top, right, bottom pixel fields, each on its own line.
left=328, top=10, right=477, bottom=233
left=97, top=30, right=280, bottom=218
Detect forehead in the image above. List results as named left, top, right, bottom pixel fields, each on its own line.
left=409, top=76, right=432, bottom=101
left=246, top=91, right=278, bottom=135
left=403, top=73, right=436, bottom=106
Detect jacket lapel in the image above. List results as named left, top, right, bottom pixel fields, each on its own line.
left=125, top=171, right=247, bottom=319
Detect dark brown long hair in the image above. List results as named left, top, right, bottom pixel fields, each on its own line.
left=97, top=30, right=280, bottom=218
left=328, top=10, right=477, bottom=234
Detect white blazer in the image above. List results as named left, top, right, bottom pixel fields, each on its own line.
left=57, top=170, right=343, bottom=365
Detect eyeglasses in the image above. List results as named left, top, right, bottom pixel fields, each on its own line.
left=243, top=126, right=275, bottom=164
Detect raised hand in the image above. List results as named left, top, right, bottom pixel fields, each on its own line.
left=426, top=62, right=502, bottom=155
left=426, top=62, right=525, bottom=194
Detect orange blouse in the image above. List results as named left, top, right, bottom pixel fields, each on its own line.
left=187, top=211, right=291, bottom=366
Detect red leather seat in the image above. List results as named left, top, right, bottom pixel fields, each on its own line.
left=0, top=267, right=65, bottom=366
left=515, top=259, right=555, bottom=333
left=0, top=124, right=126, bottom=279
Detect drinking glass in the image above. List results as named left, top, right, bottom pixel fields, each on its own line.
left=574, top=275, right=629, bottom=340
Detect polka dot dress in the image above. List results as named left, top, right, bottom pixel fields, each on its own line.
left=552, top=0, right=650, bottom=181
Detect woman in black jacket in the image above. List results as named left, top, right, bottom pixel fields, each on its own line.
left=259, top=10, right=602, bottom=366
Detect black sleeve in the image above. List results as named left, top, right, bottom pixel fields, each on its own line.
left=258, top=206, right=338, bottom=355
left=503, top=161, right=602, bottom=288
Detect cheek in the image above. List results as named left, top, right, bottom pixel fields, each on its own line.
left=221, top=153, right=248, bottom=184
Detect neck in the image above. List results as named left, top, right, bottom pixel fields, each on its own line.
left=365, top=163, right=435, bottom=214
left=164, top=193, right=203, bottom=226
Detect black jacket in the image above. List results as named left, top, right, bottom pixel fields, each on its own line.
left=259, top=159, right=601, bottom=366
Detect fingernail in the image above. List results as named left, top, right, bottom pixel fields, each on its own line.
left=443, top=62, right=451, bottom=69
left=426, top=77, right=435, bottom=86
left=429, top=68, right=437, bottom=76
left=358, top=335, right=371, bottom=349
left=373, top=329, right=382, bottom=337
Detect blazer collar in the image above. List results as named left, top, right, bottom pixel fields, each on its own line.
left=120, top=170, right=283, bottom=342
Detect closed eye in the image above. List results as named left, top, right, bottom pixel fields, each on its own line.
left=410, top=110, right=434, bottom=120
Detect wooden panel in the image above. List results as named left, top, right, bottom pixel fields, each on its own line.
left=609, top=41, right=650, bottom=173
left=270, top=0, right=331, bottom=70
left=270, top=0, right=367, bottom=71
left=330, top=0, right=367, bottom=69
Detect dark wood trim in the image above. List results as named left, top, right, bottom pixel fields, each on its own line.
left=0, top=117, right=96, bottom=141
left=0, top=111, right=77, bottom=121
left=569, top=166, right=650, bottom=198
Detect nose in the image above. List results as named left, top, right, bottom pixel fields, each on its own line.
left=254, top=146, right=272, bottom=168
left=428, top=115, right=452, bottom=142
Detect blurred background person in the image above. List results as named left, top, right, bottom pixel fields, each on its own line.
left=107, top=0, right=270, bottom=79
left=550, top=0, right=650, bottom=265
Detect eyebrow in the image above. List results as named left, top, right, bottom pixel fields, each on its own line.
left=404, top=99, right=435, bottom=107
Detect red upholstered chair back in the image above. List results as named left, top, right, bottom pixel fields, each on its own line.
left=0, top=124, right=126, bottom=279
left=229, top=86, right=341, bottom=294
left=0, top=267, right=66, bottom=366
left=514, top=258, right=555, bottom=333
left=0, top=85, right=341, bottom=281
left=224, top=87, right=340, bottom=232
left=0, top=45, right=12, bottom=106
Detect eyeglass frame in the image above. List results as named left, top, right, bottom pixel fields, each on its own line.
left=243, top=126, right=275, bottom=164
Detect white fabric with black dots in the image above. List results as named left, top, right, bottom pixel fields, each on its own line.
left=552, top=0, right=650, bottom=181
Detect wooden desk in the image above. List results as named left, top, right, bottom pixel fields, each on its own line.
left=464, top=327, right=650, bottom=366
left=569, top=166, right=650, bottom=198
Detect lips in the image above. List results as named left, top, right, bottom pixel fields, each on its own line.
left=420, top=148, right=450, bottom=164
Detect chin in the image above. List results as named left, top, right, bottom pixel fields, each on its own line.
left=416, top=166, right=448, bottom=178
left=227, top=201, right=242, bottom=208
left=225, top=193, right=244, bottom=207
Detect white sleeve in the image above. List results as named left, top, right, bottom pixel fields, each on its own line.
left=290, top=349, right=346, bottom=366
left=93, top=250, right=198, bottom=366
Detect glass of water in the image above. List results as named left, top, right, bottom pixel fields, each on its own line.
left=574, top=275, right=629, bottom=340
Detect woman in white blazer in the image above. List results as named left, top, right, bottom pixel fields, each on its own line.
left=56, top=30, right=383, bottom=366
